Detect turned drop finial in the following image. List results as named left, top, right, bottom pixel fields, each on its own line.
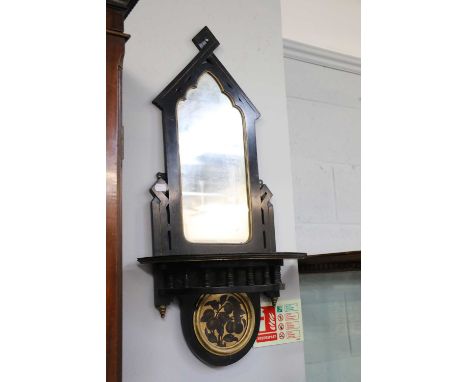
left=271, top=297, right=278, bottom=307
left=158, top=305, right=167, bottom=318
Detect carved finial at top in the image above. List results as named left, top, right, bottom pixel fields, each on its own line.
left=192, top=26, right=220, bottom=51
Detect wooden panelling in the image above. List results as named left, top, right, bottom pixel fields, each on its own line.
left=106, top=5, right=129, bottom=382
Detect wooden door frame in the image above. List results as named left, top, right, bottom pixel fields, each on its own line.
left=106, top=1, right=138, bottom=381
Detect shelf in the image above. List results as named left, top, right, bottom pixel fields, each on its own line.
left=137, top=252, right=307, bottom=264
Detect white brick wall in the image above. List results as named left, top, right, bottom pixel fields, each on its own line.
left=285, top=58, right=361, bottom=254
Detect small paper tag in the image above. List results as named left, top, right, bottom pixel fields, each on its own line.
left=254, top=298, right=304, bottom=347
left=154, top=183, right=167, bottom=192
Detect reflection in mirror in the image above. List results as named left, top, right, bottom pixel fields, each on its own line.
left=176, top=72, right=250, bottom=243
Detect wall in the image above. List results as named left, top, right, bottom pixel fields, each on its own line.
left=280, top=0, right=361, bottom=57
left=281, top=3, right=361, bottom=381
left=284, top=57, right=361, bottom=254
left=122, top=1, right=305, bottom=381
left=300, top=272, right=361, bottom=382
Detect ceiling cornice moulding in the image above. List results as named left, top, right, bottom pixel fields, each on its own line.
left=283, top=39, right=361, bottom=74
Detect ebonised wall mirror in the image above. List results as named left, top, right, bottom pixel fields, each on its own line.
left=138, top=26, right=306, bottom=366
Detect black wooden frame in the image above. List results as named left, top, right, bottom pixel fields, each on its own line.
left=137, top=26, right=305, bottom=366
left=150, top=26, right=274, bottom=256
left=138, top=26, right=305, bottom=295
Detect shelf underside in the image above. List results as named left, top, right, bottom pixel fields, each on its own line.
left=137, top=252, right=306, bottom=264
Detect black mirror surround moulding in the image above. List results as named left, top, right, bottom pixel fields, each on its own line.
left=137, top=26, right=306, bottom=366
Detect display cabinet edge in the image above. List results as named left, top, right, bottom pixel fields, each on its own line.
left=298, top=251, right=361, bottom=273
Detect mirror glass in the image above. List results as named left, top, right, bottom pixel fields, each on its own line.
left=176, top=72, right=250, bottom=243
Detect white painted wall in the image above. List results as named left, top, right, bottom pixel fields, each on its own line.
left=280, top=0, right=361, bottom=57
left=122, top=0, right=305, bottom=381
left=284, top=57, right=361, bottom=254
